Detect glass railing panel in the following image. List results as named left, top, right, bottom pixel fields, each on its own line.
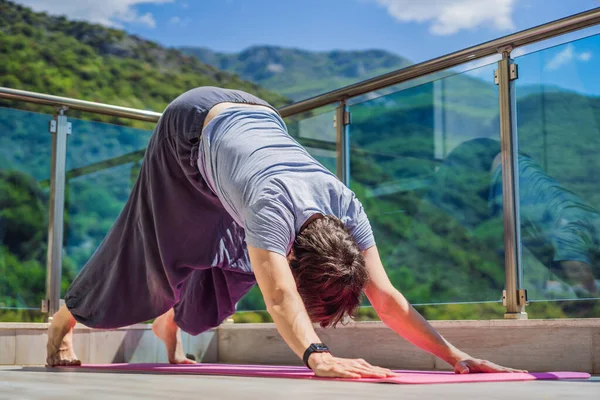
left=286, top=107, right=337, bottom=174
left=349, top=62, right=505, bottom=305
left=0, top=106, right=52, bottom=313
left=515, top=33, right=600, bottom=302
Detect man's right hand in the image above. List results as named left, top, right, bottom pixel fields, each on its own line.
left=308, top=352, right=396, bottom=379
left=248, top=247, right=395, bottom=380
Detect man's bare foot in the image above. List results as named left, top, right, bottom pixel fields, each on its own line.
left=46, top=305, right=81, bottom=367
left=152, top=308, right=196, bottom=364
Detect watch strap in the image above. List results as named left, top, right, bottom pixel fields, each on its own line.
left=302, top=343, right=330, bottom=369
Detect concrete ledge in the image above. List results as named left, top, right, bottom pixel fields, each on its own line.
left=218, top=319, right=600, bottom=373
left=1, top=319, right=599, bottom=373
left=0, top=323, right=217, bottom=365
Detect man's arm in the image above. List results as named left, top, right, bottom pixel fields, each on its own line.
left=247, top=246, right=394, bottom=378
left=363, top=245, right=526, bottom=374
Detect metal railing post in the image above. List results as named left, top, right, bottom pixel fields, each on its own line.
left=335, top=100, right=351, bottom=186
left=43, top=107, right=71, bottom=318
left=495, top=49, right=528, bottom=319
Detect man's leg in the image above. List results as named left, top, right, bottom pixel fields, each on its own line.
left=47, top=305, right=196, bottom=366
left=46, top=305, right=80, bottom=366
left=152, top=308, right=195, bottom=364
left=167, top=267, right=256, bottom=362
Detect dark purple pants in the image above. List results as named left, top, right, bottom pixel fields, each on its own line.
left=65, top=91, right=258, bottom=335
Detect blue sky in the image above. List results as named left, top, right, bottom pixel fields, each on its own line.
left=12, top=0, right=600, bottom=96
left=14, top=0, right=600, bottom=62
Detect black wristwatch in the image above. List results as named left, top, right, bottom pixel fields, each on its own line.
left=303, top=343, right=330, bottom=369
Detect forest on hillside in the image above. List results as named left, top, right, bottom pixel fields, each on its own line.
left=1, top=0, right=599, bottom=322
left=0, top=0, right=287, bottom=121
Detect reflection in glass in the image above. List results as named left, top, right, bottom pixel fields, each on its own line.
left=434, top=138, right=600, bottom=300
left=350, top=63, right=504, bottom=304
left=515, top=33, right=600, bottom=300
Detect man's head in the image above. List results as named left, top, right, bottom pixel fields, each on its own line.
left=289, top=215, right=368, bottom=328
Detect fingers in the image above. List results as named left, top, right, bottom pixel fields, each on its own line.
left=314, top=361, right=362, bottom=379
left=496, top=366, right=528, bottom=374
left=479, top=361, right=523, bottom=374
left=487, top=363, right=528, bottom=374
left=332, top=367, right=362, bottom=379
left=348, top=366, right=388, bottom=378
left=315, top=358, right=395, bottom=379
left=478, top=360, right=500, bottom=373
left=314, top=366, right=357, bottom=379
left=469, top=360, right=503, bottom=374
left=460, top=359, right=529, bottom=374
left=352, top=360, right=394, bottom=378
left=454, top=361, right=470, bottom=374
left=355, top=359, right=396, bottom=377
left=457, top=366, right=470, bottom=374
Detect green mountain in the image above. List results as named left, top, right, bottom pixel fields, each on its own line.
left=0, top=0, right=287, bottom=120
left=179, top=46, right=412, bottom=101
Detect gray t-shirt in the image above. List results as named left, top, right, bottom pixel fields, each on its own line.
left=197, top=107, right=375, bottom=257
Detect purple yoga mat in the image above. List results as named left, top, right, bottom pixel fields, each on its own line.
left=61, top=363, right=591, bottom=384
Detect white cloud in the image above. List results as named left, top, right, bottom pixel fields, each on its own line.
left=545, top=44, right=592, bottom=71
left=136, top=12, right=156, bottom=28
left=168, top=16, right=190, bottom=27
left=374, top=0, right=516, bottom=35
left=546, top=44, right=574, bottom=71
left=578, top=51, right=592, bottom=62
left=13, top=0, right=174, bottom=28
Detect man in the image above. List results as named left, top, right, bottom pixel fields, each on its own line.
left=47, top=87, right=523, bottom=378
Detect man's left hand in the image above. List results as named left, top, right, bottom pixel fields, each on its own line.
left=454, top=358, right=527, bottom=374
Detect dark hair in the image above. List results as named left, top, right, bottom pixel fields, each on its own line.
left=290, top=215, right=368, bottom=328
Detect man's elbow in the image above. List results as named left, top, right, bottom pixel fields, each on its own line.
left=366, top=284, right=402, bottom=320
left=263, top=284, right=298, bottom=315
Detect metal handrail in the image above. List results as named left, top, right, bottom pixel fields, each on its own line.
left=0, top=87, right=162, bottom=122
left=279, top=7, right=600, bottom=116
left=1, top=7, right=599, bottom=120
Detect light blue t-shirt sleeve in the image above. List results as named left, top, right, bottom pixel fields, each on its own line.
left=243, top=197, right=294, bottom=257
left=342, top=196, right=376, bottom=251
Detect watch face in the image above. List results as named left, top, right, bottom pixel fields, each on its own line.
left=313, top=343, right=329, bottom=351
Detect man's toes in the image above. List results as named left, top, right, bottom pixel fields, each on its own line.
left=69, top=359, right=81, bottom=366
